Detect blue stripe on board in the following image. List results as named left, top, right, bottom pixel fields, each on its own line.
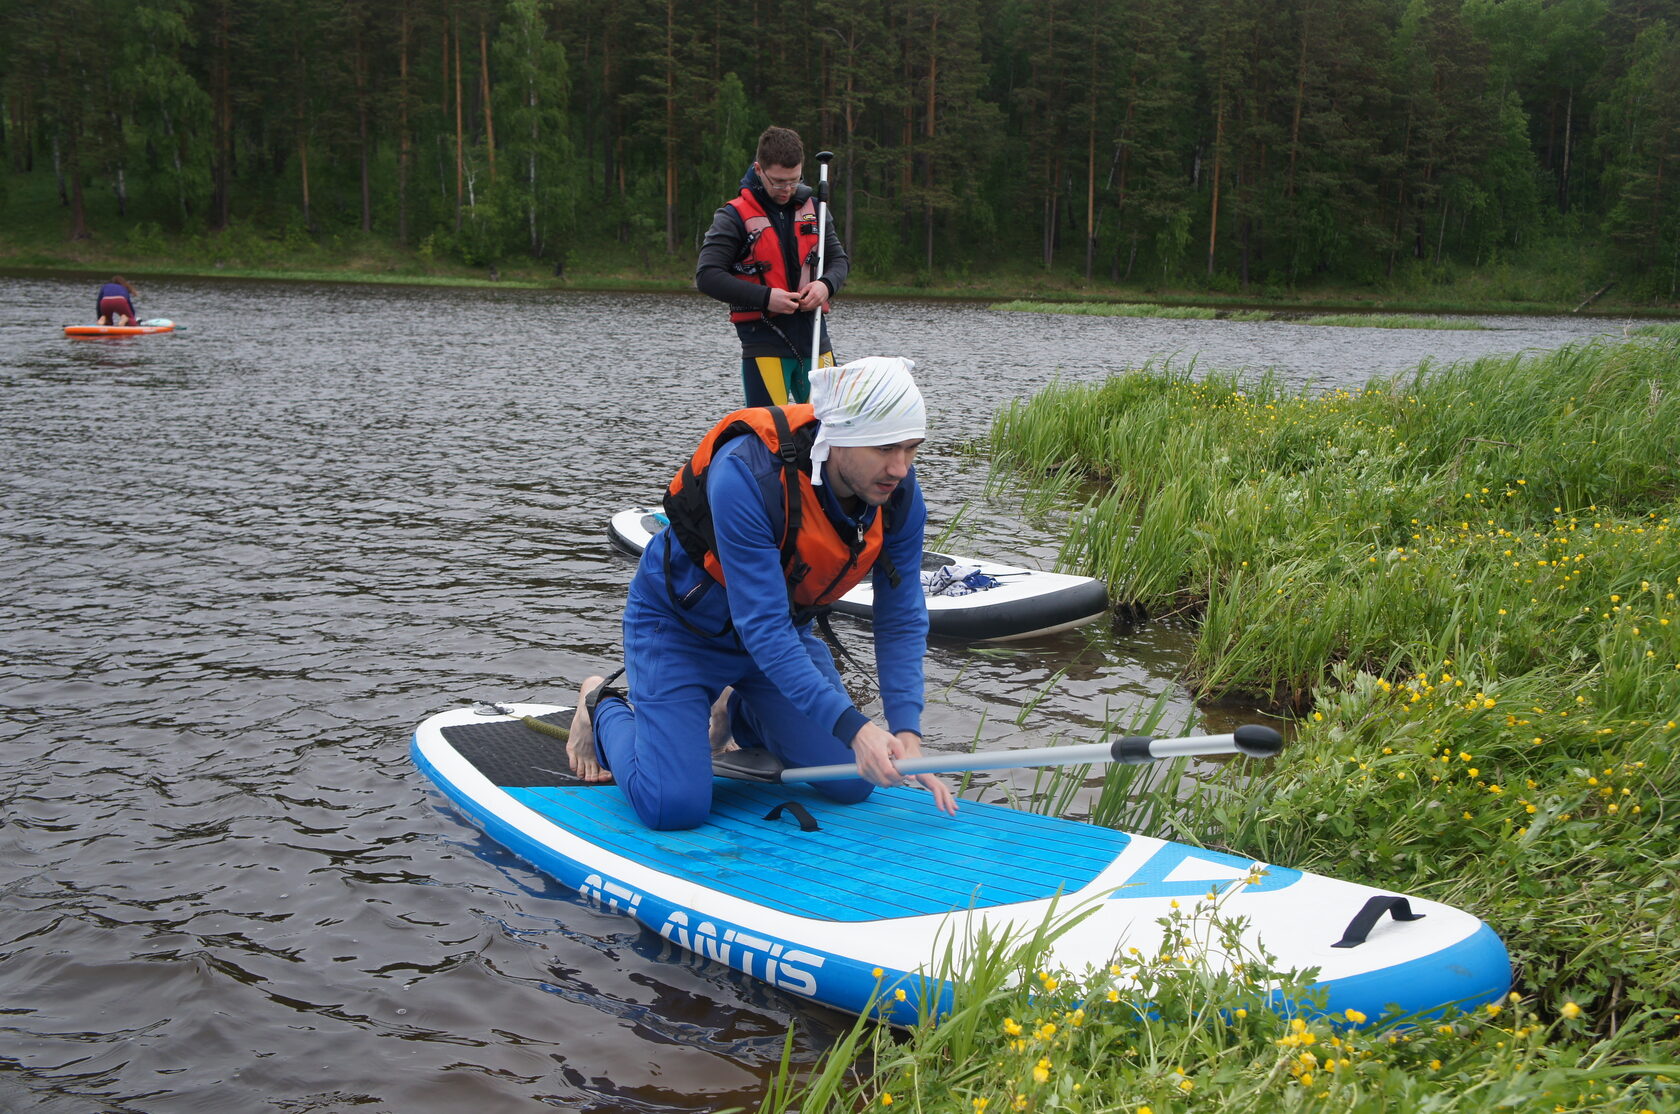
left=1279, top=922, right=1511, bottom=1022
left=1110, top=841, right=1303, bottom=899
left=504, top=780, right=1132, bottom=921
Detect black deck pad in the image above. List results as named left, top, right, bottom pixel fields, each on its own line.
left=439, top=712, right=609, bottom=789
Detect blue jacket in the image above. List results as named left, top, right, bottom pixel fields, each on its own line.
left=96, top=283, right=136, bottom=316
left=635, top=433, right=927, bottom=745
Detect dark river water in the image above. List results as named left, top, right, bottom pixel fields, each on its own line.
left=0, top=274, right=1637, bottom=1112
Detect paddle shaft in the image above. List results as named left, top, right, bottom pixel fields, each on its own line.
left=808, top=151, right=833, bottom=373
left=774, top=725, right=1284, bottom=783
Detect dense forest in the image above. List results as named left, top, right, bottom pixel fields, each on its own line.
left=2, top=0, right=1678, bottom=298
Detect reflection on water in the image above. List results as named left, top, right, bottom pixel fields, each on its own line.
left=0, top=274, right=1635, bottom=1111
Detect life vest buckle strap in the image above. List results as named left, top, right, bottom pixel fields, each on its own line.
left=768, top=406, right=801, bottom=466
left=877, top=548, right=902, bottom=591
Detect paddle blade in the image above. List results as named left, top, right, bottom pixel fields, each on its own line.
left=1233, top=724, right=1285, bottom=758
left=712, top=748, right=787, bottom=783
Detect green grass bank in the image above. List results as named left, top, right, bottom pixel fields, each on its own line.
left=761, top=338, right=1679, bottom=1112
left=992, top=301, right=1492, bottom=329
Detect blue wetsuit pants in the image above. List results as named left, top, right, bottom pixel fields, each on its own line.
left=591, top=558, right=871, bottom=831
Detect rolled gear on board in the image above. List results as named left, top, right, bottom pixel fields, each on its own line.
left=920, top=564, right=1002, bottom=597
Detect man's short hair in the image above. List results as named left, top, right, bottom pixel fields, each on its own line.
left=756, top=126, right=804, bottom=170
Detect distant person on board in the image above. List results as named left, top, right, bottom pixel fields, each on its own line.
left=96, top=277, right=139, bottom=326
left=565, top=357, right=955, bottom=830
left=696, top=126, right=849, bottom=407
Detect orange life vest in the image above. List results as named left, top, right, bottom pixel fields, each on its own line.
left=726, top=189, right=826, bottom=323
left=663, top=405, right=886, bottom=614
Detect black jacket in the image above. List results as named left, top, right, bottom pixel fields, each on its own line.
left=695, top=165, right=850, bottom=359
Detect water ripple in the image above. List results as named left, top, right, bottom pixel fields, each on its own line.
left=0, top=273, right=1635, bottom=1111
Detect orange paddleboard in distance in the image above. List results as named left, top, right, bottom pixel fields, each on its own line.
left=64, top=319, right=177, bottom=337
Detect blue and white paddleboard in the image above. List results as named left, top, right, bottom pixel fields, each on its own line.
left=413, top=702, right=1511, bottom=1025
left=606, top=506, right=1110, bottom=642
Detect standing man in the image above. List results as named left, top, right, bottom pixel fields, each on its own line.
left=696, top=126, right=849, bottom=407
left=565, top=357, right=955, bottom=831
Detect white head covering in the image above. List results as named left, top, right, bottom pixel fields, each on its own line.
left=808, top=356, right=926, bottom=486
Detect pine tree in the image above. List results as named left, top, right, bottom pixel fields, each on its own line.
left=494, top=0, right=574, bottom=259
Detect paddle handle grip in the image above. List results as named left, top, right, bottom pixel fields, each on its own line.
left=1114, top=724, right=1285, bottom=763
left=778, top=725, right=1284, bottom=783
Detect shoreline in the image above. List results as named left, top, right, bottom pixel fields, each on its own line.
left=5, top=260, right=1673, bottom=321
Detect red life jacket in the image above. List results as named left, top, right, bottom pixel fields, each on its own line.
left=663, top=405, right=886, bottom=615
left=726, top=189, right=827, bottom=323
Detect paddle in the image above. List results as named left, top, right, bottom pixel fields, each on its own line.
left=806, top=150, right=834, bottom=379
left=712, top=724, right=1284, bottom=784
left=487, top=701, right=1284, bottom=784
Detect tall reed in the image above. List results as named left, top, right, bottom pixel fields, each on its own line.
left=992, top=341, right=1680, bottom=708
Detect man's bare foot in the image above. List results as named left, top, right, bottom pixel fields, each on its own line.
left=709, top=687, right=739, bottom=755
left=567, top=676, right=613, bottom=783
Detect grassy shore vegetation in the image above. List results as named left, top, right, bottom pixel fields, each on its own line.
left=1296, top=314, right=1487, bottom=330
left=992, top=301, right=1223, bottom=320
left=992, top=302, right=1491, bottom=330
left=761, top=340, right=1679, bottom=1112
